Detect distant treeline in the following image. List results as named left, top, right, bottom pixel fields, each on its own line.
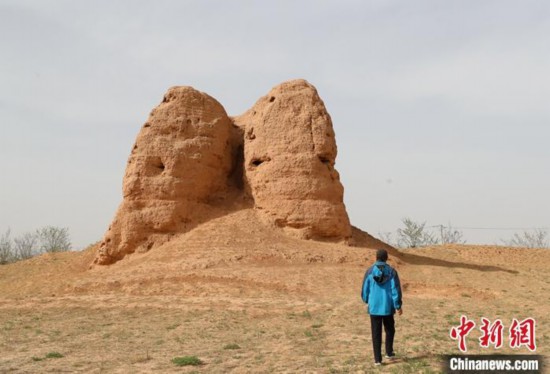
left=378, top=218, right=549, bottom=249
left=0, top=226, right=71, bottom=264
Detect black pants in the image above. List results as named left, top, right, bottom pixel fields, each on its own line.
left=370, top=314, right=395, bottom=363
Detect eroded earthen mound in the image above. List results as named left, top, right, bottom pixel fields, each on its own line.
left=234, top=80, right=351, bottom=239
left=95, top=87, right=235, bottom=265
left=95, top=80, right=353, bottom=265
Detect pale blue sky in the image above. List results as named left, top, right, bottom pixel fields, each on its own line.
left=1, top=0, right=549, bottom=248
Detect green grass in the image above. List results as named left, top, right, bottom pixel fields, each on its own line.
left=30, top=352, right=64, bottom=361
left=171, top=356, right=203, bottom=366
left=223, top=343, right=241, bottom=350
left=45, top=352, right=64, bottom=359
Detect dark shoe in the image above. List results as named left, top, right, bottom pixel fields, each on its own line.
left=385, top=353, right=396, bottom=359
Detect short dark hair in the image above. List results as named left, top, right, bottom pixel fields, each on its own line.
left=376, top=249, right=388, bottom=262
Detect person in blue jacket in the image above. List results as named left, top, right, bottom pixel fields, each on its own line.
left=361, top=249, right=403, bottom=366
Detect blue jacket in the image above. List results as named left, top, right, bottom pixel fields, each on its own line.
left=361, top=261, right=402, bottom=316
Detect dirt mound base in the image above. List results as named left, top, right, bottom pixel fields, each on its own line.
left=95, top=80, right=354, bottom=265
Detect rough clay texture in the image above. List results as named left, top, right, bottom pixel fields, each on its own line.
left=234, top=80, right=351, bottom=240
left=94, top=87, right=234, bottom=265
left=95, top=80, right=352, bottom=265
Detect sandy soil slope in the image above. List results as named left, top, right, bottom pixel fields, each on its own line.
left=1, top=209, right=548, bottom=373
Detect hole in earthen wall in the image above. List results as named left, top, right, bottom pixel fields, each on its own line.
left=250, top=156, right=271, bottom=168
left=150, top=157, right=165, bottom=173
left=269, top=96, right=275, bottom=102
left=319, top=155, right=331, bottom=165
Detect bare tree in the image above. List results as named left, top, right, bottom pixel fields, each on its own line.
left=437, top=224, right=466, bottom=245
left=37, top=226, right=71, bottom=253
left=0, top=229, right=14, bottom=264
left=14, top=232, right=39, bottom=260
left=377, top=231, right=397, bottom=247
left=503, top=229, right=549, bottom=249
left=396, top=218, right=438, bottom=248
